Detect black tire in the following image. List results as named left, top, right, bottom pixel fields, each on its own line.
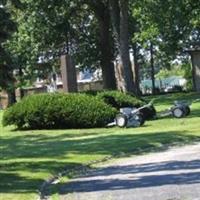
left=184, top=106, right=191, bottom=116
left=116, top=114, right=128, bottom=127
left=172, top=107, right=185, bottom=118
left=134, top=113, right=145, bottom=126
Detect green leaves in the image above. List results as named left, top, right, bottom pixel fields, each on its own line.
left=3, top=93, right=117, bottom=129
left=0, top=0, right=16, bottom=90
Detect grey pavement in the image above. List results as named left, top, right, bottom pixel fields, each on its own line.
left=57, top=144, right=200, bottom=200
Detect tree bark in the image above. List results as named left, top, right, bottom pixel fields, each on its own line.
left=98, top=6, right=116, bottom=89
left=132, top=42, right=140, bottom=95
left=190, top=51, right=200, bottom=92
left=109, top=0, right=120, bottom=46
left=150, top=42, right=155, bottom=94
left=110, top=0, right=136, bottom=94
left=86, top=1, right=116, bottom=90
left=118, top=0, right=135, bottom=93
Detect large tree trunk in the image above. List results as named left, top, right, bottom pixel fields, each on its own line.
left=118, top=0, right=135, bottom=93
left=190, top=51, right=200, bottom=92
left=132, top=42, right=140, bottom=95
left=87, top=1, right=116, bottom=90
left=98, top=7, right=116, bottom=90
left=150, top=42, right=156, bottom=94
left=110, top=0, right=136, bottom=94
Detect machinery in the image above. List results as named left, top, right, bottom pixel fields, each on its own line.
left=115, top=102, right=152, bottom=128
left=158, top=100, right=191, bottom=118
left=109, top=98, right=199, bottom=128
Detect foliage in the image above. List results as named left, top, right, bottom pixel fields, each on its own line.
left=8, top=1, right=100, bottom=69
left=131, top=0, right=200, bottom=87
left=0, top=0, right=16, bottom=90
left=96, top=90, right=143, bottom=109
left=182, top=63, right=193, bottom=91
left=2, top=0, right=199, bottom=95
left=155, top=66, right=185, bottom=79
left=3, top=93, right=117, bottom=129
left=133, top=0, right=200, bottom=57
left=6, top=0, right=117, bottom=90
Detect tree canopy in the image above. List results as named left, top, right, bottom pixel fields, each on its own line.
left=1, top=0, right=200, bottom=96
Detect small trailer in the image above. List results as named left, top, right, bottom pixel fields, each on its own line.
left=113, top=99, right=199, bottom=128
left=157, top=100, right=191, bottom=119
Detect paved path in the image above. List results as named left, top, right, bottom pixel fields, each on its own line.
left=58, top=144, right=200, bottom=200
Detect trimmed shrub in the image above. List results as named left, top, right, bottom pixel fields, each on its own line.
left=96, top=90, right=143, bottom=109
left=3, top=93, right=117, bottom=129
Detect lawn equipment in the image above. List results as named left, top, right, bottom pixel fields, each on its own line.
left=157, top=98, right=200, bottom=118
left=108, top=98, right=199, bottom=128
left=115, top=102, right=153, bottom=128
left=157, top=100, right=191, bottom=118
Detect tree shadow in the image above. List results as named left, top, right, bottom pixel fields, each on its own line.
left=58, top=159, right=200, bottom=194
left=84, top=160, right=200, bottom=178
left=0, top=172, right=42, bottom=193
left=1, top=130, right=200, bottom=195
left=1, top=130, right=200, bottom=160
left=0, top=162, right=86, bottom=194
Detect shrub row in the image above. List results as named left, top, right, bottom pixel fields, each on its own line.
left=3, top=90, right=156, bottom=130
left=3, top=93, right=117, bottom=129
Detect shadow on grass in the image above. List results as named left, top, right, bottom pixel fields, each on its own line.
left=1, top=129, right=200, bottom=195
left=0, top=172, right=41, bottom=193
left=1, top=131, right=200, bottom=160
left=0, top=162, right=86, bottom=194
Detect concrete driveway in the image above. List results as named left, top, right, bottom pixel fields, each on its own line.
left=58, top=144, right=200, bottom=200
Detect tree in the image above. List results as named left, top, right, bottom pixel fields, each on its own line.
left=0, top=0, right=16, bottom=105
left=109, top=0, right=136, bottom=94
left=131, top=0, right=200, bottom=93
left=8, top=0, right=117, bottom=91
left=85, top=0, right=116, bottom=89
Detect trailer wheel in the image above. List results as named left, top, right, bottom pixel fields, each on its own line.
left=116, top=114, right=128, bottom=127
left=172, top=107, right=185, bottom=118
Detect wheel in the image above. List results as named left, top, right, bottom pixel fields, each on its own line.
left=184, top=106, right=190, bottom=116
left=133, top=113, right=145, bottom=126
left=172, top=107, right=185, bottom=118
left=116, top=114, right=128, bottom=127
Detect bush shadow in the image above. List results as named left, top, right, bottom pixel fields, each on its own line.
left=1, top=129, right=200, bottom=195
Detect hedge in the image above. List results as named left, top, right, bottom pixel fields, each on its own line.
left=3, top=93, right=117, bottom=129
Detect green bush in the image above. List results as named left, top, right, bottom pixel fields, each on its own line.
left=3, top=93, right=117, bottom=129
left=96, top=90, right=143, bottom=109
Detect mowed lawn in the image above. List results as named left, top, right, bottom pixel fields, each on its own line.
left=0, top=93, right=200, bottom=200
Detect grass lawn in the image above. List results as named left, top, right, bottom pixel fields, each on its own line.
left=0, top=92, right=200, bottom=200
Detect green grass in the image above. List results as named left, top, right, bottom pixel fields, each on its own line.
left=0, top=92, right=200, bottom=200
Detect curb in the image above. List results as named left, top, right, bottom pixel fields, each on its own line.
left=39, top=155, right=114, bottom=200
